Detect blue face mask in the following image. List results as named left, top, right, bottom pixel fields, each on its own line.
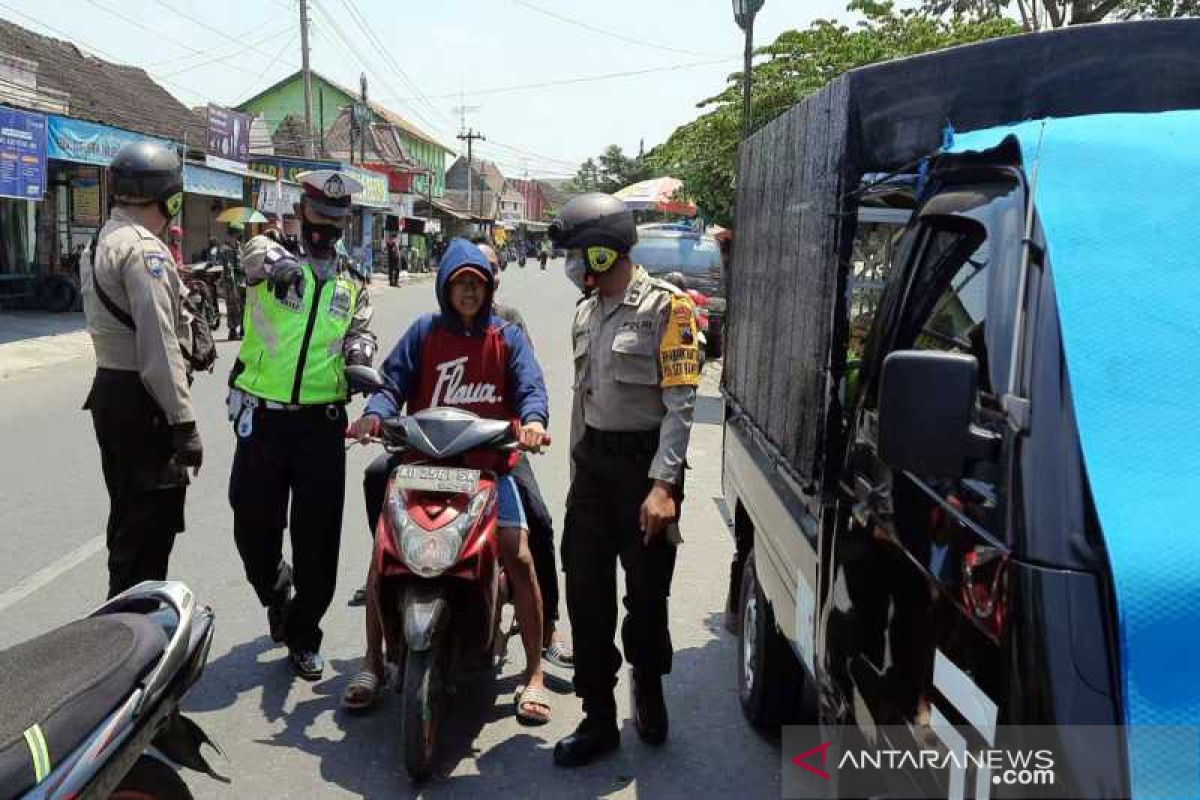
left=565, top=252, right=587, bottom=292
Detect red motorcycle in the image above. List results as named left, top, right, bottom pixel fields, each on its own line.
left=347, top=366, right=531, bottom=781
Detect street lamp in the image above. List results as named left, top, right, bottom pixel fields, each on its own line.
left=732, top=0, right=764, bottom=141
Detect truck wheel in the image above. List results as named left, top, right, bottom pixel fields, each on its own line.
left=738, top=551, right=803, bottom=729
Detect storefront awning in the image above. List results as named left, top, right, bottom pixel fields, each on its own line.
left=183, top=163, right=243, bottom=200
left=205, top=154, right=277, bottom=182
left=427, top=198, right=470, bottom=220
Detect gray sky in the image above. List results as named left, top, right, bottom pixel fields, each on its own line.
left=2, top=0, right=878, bottom=176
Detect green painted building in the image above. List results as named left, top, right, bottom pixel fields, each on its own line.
left=237, top=70, right=452, bottom=197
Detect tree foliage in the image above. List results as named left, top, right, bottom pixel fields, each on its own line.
left=924, top=0, right=1199, bottom=28
left=566, top=144, right=653, bottom=194
left=646, top=1, right=1019, bottom=226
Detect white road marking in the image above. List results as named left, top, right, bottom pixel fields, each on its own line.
left=934, top=649, right=999, bottom=744
left=0, top=536, right=104, bottom=614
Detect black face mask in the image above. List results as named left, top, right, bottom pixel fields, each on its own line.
left=303, top=220, right=343, bottom=257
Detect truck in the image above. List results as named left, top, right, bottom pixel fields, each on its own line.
left=721, top=19, right=1200, bottom=799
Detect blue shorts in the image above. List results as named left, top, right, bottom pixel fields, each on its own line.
left=496, top=475, right=526, bottom=530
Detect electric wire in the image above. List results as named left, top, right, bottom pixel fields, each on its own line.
left=511, top=0, right=735, bottom=59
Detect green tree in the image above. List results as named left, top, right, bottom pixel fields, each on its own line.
left=648, top=1, right=1018, bottom=226
left=568, top=145, right=654, bottom=194
left=924, top=0, right=1199, bottom=28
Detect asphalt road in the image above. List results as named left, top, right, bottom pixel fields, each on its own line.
left=0, top=259, right=783, bottom=799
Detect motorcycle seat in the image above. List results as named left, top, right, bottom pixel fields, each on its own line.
left=0, top=613, right=167, bottom=799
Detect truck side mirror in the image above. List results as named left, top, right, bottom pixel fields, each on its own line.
left=878, top=350, right=996, bottom=477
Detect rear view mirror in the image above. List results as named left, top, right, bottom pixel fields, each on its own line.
left=877, top=351, right=989, bottom=477
left=346, top=365, right=386, bottom=396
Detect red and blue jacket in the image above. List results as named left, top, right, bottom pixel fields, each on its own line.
left=365, top=238, right=549, bottom=426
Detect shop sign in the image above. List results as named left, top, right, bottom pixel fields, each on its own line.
left=206, top=104, right=251, bottom=162
left=257, top=180, right=302, bottom=216
left=0, top=107, right=47, bottom=200
left=343, top=165, right=389, bottom=208
left=183, top=163, right=244, bottom=200
left=72, top=177, right=101, bottom=224
left=47, top=115, right=171, bottom=167
left=247, top=156, right=338, bottom=184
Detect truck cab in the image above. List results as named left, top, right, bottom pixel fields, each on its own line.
left=721, top=19, right=1199, bottom=799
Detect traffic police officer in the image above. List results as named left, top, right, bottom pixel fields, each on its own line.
left=81, top=140, right=203, bottom=599
left=550, top=193, right=701, bottom=766
left=228, top=169, right=377, bottom=680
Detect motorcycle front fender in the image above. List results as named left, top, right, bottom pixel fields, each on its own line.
left=402, top=584, right=449, bottom=652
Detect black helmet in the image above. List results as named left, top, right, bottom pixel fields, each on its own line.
left=549, top=193, right=636, bottom=253
left=109, top=141, right=183, bottom=206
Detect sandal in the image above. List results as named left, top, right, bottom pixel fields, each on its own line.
left=341, top=664, right=396, bottom=711
left=543, top=639, right=575, bottom=670
left=514, top=683, right=552, bottom=725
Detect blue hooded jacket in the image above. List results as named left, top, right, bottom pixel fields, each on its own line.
left=365, top=238, right=549, bottom=425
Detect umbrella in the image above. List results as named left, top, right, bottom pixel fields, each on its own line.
left=216, top=207, right=269, bottom=225
left=614, top=177, right=697, bottom=217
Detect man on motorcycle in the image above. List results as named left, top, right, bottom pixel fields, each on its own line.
left=346, top=238, right=554, bottom=722
left=477, top=241, right=573, bottom=669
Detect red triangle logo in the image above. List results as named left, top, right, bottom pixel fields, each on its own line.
left=791, top=741, right=832, bottom=780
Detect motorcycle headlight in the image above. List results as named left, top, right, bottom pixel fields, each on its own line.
left=389, top=486, right=490, bottom=578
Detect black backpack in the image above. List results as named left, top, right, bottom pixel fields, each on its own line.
left=89, top=237, right=218, bottom=374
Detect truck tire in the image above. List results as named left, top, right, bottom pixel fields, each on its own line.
left=737, top=550, right=804, bottom=729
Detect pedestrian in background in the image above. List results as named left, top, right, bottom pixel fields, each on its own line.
left=227, top=170, right=378, bottom=680
left=80, top=141, right=203, bottom=598
left=549, top=193, right=701, bottom=767
left=385, top=234, right=400, bottom=286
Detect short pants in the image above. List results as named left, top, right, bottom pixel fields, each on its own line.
left=496, top=474, right=527, bottom=530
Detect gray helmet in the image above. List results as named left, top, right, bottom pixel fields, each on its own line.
left=549, top=193, right=637, bottom=253
left=109, top=141, right=183, bottom=205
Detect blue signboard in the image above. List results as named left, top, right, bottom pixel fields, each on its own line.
left=47, top=115, right=172, bottom=166
left=183, top=163, right=244, bottom=200
left=0, top=107, right=47, bottom=200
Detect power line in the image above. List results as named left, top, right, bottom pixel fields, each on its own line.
left=308, top=0, right=454, bottom=143
left=334, top=0, right=456, bottom=135
left=381, top=58, right=738, bottom=102
left=152, top=0, right=295, bottom=63
left=159, top=27, right=295, bottom=79
left=511, top=0, right=735, bottom=59
left=0, top=0, right=210, bottom=106
left=251, top=29, right=299, bottom=87
left=481, top=138, right=579, bottom=169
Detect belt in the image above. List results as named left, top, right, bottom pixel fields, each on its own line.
left=237, top=391, right=343, bottom=417
left=583, top=426, right=659, bottom=456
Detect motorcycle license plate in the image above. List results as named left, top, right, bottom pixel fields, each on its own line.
left=394, top=465, right=480, bottom=494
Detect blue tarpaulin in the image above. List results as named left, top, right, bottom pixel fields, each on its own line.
left=952, top=111, right=1200, bottom=800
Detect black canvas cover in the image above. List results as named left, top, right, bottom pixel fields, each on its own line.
left=725, top=18, right=1200, bottom=484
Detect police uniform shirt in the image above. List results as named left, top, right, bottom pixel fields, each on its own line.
left=81, top=207, right=195, bottom=425
left=571, top=266, right=701, bottom=484
left=239, top=234, right=375, bottom=360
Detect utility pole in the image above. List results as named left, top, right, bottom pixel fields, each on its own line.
left=359, top=73, right=368, bottom=166
left=300, top=0, right=314, bottom=158
left=732, top=0, right=765, bottom=142
left=457, top=127, right=485, bottom=223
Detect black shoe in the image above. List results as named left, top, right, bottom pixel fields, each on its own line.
left=553, top=718, right=620, bottom=767
left=288, top=648, right=324, bottom=681
left=631, top=669, right=668, bottom=745
left=347, top=586, right=367, bottom=607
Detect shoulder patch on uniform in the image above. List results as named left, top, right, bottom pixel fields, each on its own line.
left=143, top=250, right=169, bottom=278
left=659, top=294, right=701, bottom=388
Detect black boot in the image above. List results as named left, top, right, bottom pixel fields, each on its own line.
left=553, top=716, right=620, bottom=767
left=632, top=669, right=668, bottom=745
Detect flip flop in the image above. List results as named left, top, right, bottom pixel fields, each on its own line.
left=514, top=683, right=552, bottom=725
left=543, top=639, right=575, bottom=670
left=341, top=665, right=396, bottom=711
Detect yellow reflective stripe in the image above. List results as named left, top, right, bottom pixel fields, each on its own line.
left=23, top=724, right=51, bottom=783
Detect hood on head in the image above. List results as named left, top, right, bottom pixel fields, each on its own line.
left=436, top=237, right=495, bottom=325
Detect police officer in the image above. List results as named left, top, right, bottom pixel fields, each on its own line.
left=551, top=193, right=701, bottom=767
left=222, top=223, right=246, bottom=339
left=228, top=169, right=377, bottom=680
left=81, top=140, right=202, bottom=599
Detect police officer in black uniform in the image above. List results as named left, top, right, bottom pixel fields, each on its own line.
left=81, top=141, right=203, bottom=598
left=551, top=194, right=701, bottom=766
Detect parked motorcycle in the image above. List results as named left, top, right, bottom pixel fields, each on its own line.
left=347, top=366, right=536, bottom=782
left=177, top=262, right=222, bottom=333
left=0, top=581, right=222, bottom=800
